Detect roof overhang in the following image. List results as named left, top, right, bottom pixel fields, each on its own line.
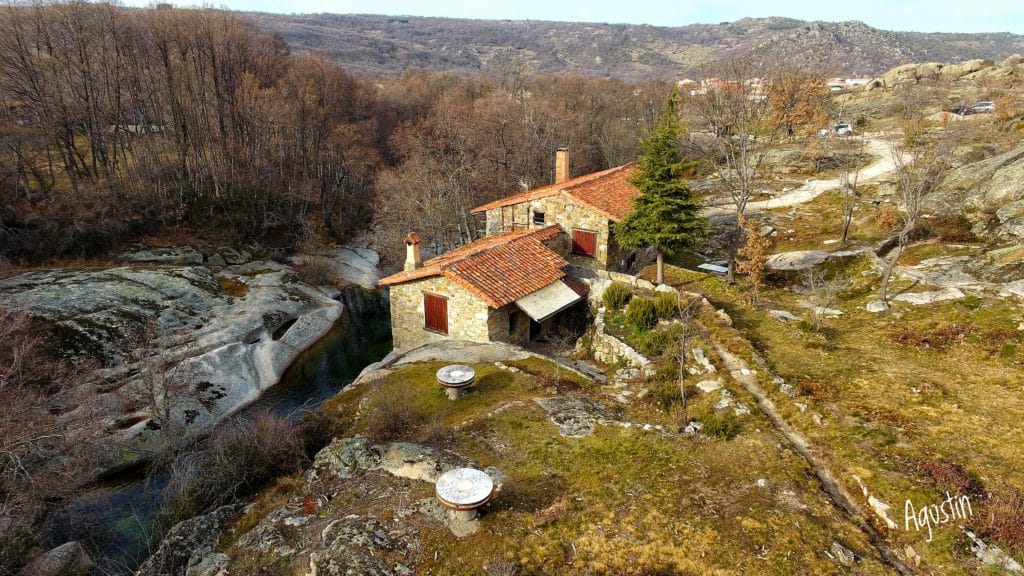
left=514, top=279, right=584, bottom=322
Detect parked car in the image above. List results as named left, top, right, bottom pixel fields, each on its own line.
left=973, top=101, right=995, bottom=113
left=834, top=123, right=854, bottom=135
left=951, top=105, right=975, bottom=116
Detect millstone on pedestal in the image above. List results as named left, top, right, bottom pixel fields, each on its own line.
left=435, top=467, right=494, bottom=522
left=437, top=364, right=476, bottom=400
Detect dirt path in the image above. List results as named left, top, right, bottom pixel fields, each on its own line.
left=706, top=136, right=900, bottom=215
left=708, top=337, right=916, bottom=576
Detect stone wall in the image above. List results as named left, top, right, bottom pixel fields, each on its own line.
left=484, top=196, right=634, bottom=271
left=577, top=306, right=654, bottom=376
left=389, top=275, right=507, bottom=350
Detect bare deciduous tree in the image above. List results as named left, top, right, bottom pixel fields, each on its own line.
left=686, top=58, right=803, bottom=282
left=878, top=137, right=948, bottom=305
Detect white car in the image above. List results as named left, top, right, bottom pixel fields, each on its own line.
left=973, top=101, right=995, bottom=113
left=834, top=123, right=854, bottom=135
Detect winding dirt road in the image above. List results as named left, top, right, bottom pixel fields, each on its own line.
left=706, top=136, right=901, bottom=215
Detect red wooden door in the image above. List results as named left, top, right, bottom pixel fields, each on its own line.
left=423, top=293, right=448, bottom=334
left=572, top=229, right=597, bottom=257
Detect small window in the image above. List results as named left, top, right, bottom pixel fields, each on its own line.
left=533, top=210, right=545, bottom=225
left=572, top=229, right=597, bottom=257
left=423, top=293, right=448, bottom=334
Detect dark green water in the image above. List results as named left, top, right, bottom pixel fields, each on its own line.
left=45, top=288, right=392, bottom=574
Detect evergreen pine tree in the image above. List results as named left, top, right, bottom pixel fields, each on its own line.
left=615, top=91, right=709, bottom=285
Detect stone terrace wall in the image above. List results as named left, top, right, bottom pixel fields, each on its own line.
left=389, top=275, right=505, bottom=350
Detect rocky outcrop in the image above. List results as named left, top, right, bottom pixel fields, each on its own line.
left=308, top=436, right=472, bottom=484
left=534, top=396, right=612, bottom=438
left=864, top=56, right=1021, bottom=90
left=135, top=505, right=240, bottom=576
left=0, top=259, right=345, bottom=445
left=938, top=143, right=1024, bottom=215
left=18, top=541, right=94, bottom=576
left=291, top=247, right=381, bottom=289
left=766, top=249, right=864, bottom=271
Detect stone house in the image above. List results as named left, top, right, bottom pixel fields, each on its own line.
left=470, top=149, right=643, bottom=273
left=378, top=226, right=588, bottom=351
left=379, top=150, right=652, bottom=351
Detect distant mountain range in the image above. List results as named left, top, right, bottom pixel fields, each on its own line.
left=247, top=13, right=1024, bottom=79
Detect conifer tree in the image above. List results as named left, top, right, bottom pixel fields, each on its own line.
left=615, top=91, right=709, bottom=285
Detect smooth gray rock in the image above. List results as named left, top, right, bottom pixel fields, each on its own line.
left=696, top=378, right=724, bottom=393
left=535, top=396, right=611, bottom=438
left=767, top=250, right=831, bottom=271
left=207, top=253, right=227, bottom=268
left=0, top=263, right=343, bottom=439
left=769, top=309, right=801, bottom=322
left=866, top=300, right=889, bottom=313
left=891, top=287, right=965, bottom=305
left=18, top=541, right=94, bottom=576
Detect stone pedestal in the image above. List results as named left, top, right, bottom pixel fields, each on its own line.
left=437, top=365, right=475, bottom=401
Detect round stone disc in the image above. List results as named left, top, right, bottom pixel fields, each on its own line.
left=437, top=364, right=476, bottom=388
left=435, top=467, right=494, bottom=511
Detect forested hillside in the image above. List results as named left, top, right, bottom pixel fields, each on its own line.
left=0, top=4, right=669, bottom=265
left=248, top=13, right=1024, bottom=79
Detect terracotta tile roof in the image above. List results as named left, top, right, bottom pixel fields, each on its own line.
left=470, top=163, right=640, bottom=222
left=378, top=225, right=568, bottom=308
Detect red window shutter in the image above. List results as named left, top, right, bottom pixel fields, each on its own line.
left=572, top=230, right=597, bottom=257
left=423, top=293, right=448, bottom=334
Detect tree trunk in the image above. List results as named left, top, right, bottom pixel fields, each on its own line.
left=841, top=202, right=854, bottom=244
left=726, top=252, right=737, bottom=284
left=879, top=240, right=906, bottom=303
left=656, top=250, right=664, bottom=285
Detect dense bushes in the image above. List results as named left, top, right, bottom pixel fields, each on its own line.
left=158, top=410, right=309, bottom=522
left=363, top=383, right=428, bottom=441
left=625, top=297, right=658, bottom=330
left=602, top=282, right=633, bottom=310
left=699, top=412, right=741, bottom=440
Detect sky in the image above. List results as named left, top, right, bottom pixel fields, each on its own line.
left=118, top=0, right=1024, bottom=34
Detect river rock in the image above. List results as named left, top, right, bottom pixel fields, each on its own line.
left=535, top=396, right=611, bottom=438
left=292, top=247, right=382, bottom=290
left=120, top=245, right=204, bottom=265
left=136, top=505, right=240, bottom=576
left=18, top=541, right=94, bottom=576
left=0, top=262, right=344, bottom=439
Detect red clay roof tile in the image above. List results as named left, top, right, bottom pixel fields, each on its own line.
left=470, top=164, right=639, bottom=222
left=378, top=225, right=568, bottom=308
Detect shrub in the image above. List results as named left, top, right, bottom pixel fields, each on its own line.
left=699, top=412, right=740, bottom=440
left=873, top=205, right=902, bottom=231
left=625, top=297, right=658, bottom=331
left=298, top=255, right=338, bottom=286
left=890, top=323, right=974, bottom=350
left=651, top=382, right=683, bottom=412
left=602, top=282, right=633, bottom=310
left=981, top=489, right=1024, bottom=556
left=630, top=329, right=674, bottom=357
left=363, top=383, right=428, bottom=441
left=653, top=293, right=679, bottom=320
left=159, top=410, right=308, bottom=521
left=913, top=458, right=985, bottom=497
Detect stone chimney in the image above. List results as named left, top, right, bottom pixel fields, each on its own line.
left=555, top=148, right=570, bottom=184
left=404, top=232, right=422, bottom=272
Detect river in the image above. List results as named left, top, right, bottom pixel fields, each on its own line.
left=44, top=288, right=392, bottom=575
